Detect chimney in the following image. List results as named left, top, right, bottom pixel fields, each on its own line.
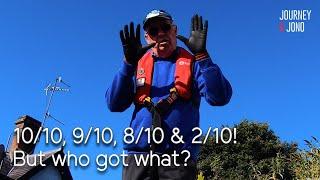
left=9, top=115, right=42, bottom=160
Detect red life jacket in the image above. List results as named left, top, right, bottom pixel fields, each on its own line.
left=135, top=48, right=194, bottom=104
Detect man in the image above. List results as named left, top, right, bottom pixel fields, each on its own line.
left=106, top=10, right=232, bottom=180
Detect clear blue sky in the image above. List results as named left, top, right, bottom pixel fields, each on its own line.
left=0, top=0, right=319, bottom=179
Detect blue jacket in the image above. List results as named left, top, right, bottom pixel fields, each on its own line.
left=106, top=49, right=232, bottom=160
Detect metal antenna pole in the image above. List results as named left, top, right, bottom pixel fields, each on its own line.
left=35, top=76, right=70, bottom=150
left=42, top=77, right=59, bottom=126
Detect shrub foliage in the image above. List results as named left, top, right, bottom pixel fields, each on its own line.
left=197, top=120, right=298, bottom=179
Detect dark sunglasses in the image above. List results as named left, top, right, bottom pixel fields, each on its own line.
left=147, top=23, right=172, bottom=37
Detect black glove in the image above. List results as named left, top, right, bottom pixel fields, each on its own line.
left=177, top=15, right=209, bottom=60
left=120, top=22, right=155, bottom=67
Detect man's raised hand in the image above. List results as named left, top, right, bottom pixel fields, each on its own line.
left=177, top=14, right=208, bottom=56
left=120, top=22, right=155, bottom=67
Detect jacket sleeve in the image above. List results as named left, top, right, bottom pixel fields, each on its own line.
left=105, top=61, right=135, bottom=112
left=193, top=57, right=232, bottom=106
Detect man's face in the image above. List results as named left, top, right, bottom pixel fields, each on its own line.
left=144, top=18, right=177, bottom=58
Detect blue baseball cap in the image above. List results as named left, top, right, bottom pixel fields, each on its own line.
left=143, top=10, right=173, bottom=30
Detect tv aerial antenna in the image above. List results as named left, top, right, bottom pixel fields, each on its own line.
left=3, top=77, right=71, bottom=162
left=42, top=76, right=70, bottom=126
left=33, top=76, right=71, bottom=149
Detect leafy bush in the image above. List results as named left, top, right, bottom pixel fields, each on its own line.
left=197, top=120, right=297, bottom=179
left=291, top=137, right=320, bottom=179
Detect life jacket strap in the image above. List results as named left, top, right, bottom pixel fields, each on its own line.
left=142, top=88, right=180, bottom=152
left=154, top=87, right=179, bottom=115
left=142, top=97, right=161, bottom=152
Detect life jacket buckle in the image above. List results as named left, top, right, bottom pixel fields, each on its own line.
left=170, top=87, right=176, bottom=93
left=143, top=97, right=154, bottom=109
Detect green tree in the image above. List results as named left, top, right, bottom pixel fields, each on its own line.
left=197, top=120, right=297, bottom=179
left=292, top=137, right=320, bottom=179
